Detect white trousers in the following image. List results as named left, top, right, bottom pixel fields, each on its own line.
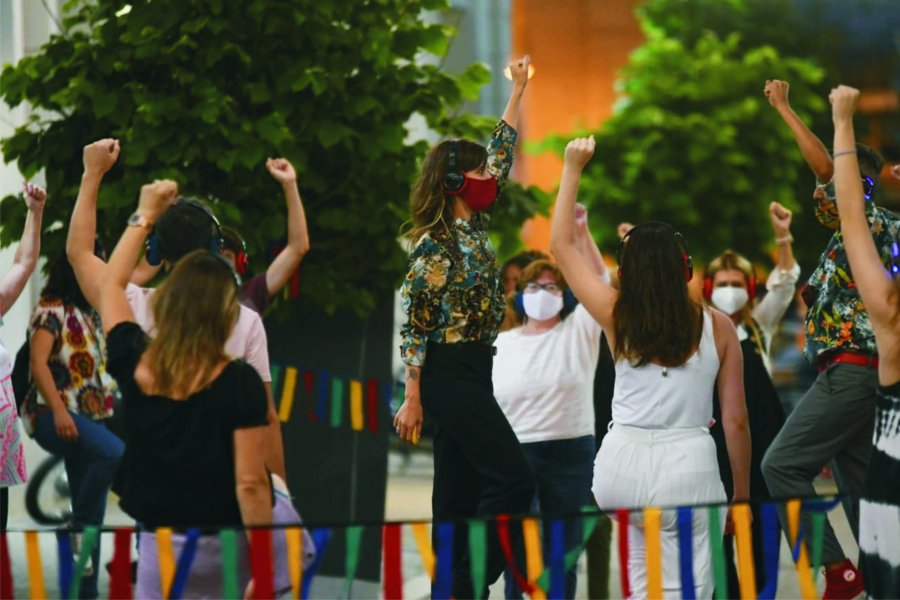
left=592, top=424, right=727, bottom=600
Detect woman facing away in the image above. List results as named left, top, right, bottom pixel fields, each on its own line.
left=830, top=84, right=900, bottom=598
left=97, top=180, right=272, bottom=598
left=393, top=57, right=537, bottom=599
left=550, top=136, right=751, bottom=599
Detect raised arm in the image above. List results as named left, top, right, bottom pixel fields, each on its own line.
left=67, top=139, right=121, bottom=309
left=262, top=158, right=309, bottom=298
left=574, top=203, right=611, bottom=284
left=765, top=80, right=833, bottom=184
left=550, top=136, right=617, bottom=334
left=0, top=183, right=46, bottom=317
left=501, top=55, right=530, bottom=129
left=98, top=180, right=178, bottom=335
left=831, top=86, right=897, bottom=333
left=713, top=309, right=751, bottom=503
left=753, top=201, right=800, bottom=333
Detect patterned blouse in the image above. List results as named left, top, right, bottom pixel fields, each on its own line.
left=400, top=119, right=518, bottom=367
left=804, top=206, right=900, bottom=362
left=21, top=299, right=118, bottom=431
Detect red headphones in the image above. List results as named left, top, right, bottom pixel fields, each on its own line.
left=703, top=271, right=757, bottom=302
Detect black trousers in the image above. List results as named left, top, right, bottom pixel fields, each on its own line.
left=421, top=342, right=535, bottom=599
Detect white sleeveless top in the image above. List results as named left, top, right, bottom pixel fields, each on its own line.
left=611, top=310, right=719, bottom=429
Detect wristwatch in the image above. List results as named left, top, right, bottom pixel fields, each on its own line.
left=127, top=212, right=153, bottom=230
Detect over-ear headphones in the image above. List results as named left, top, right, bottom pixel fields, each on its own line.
left=232, top=235, right=249, bottom=276
left=616, top=222, right=693, bottom=282
left=513, top=288, right=578, bottom=318
left=146, top=198, right=224, bottom=266
left=442, top=141, right=466, bottom=195
left=703, top=272, right=757, bottom=302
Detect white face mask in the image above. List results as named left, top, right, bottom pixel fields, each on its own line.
left=523, top=289, right=564, bottom=321
left=711, top=286, right=749, bottom=315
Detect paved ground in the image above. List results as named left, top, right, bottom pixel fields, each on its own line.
left=6, top=438, right=857, bottom=599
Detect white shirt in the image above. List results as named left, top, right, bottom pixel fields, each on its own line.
left=744, top=262, right=801, bottom=372
left=125, top=284, right=272, bottom=383
left=493, top=304, right=602, bottom=443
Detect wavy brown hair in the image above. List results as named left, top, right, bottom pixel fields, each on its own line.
left=613, top=223, right=702, bottom=367
left=406, top=139, right=487, bottom=243
left=144, top=250, right=240, bottom=397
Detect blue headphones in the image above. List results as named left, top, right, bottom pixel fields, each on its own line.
left=145, top=198, right=224, bottom=266
left=513, top=287, right=578, bottom=318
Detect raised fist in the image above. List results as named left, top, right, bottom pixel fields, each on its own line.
left=137, top=180, right=179, bottom=223
left=829, top=85, right=859, bottom=123
left=83, top=138, right=120, bottom=176
left=507, top=55, right=532, bottom=88
left=22, top=181, right=47, bottom=213
left=764, top=80, right=790, bottom=110
left=769, top=201, right=792, bottom=236
left=265, top=158, right=297, bottom=185
left=563, top=136, right=595, bottom=171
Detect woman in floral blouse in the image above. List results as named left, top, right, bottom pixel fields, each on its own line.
left=393, top=56, right=536, bottom=599
left=22, top=248, right=122, bottom=600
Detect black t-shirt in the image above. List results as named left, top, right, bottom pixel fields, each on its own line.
left=106, top=322, right=269, bottom=528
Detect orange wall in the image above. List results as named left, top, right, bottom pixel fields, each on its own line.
left=511, top=0, right=644, bottom=251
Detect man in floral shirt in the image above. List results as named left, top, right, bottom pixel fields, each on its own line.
left=760, top=79, right=900, bottom=598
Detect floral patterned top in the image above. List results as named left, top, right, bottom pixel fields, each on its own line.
left=400, top=119, right=518, bottom=367
left=21, top=299, right=118, bottom=431
left=804, top=206, right=900, bottom=362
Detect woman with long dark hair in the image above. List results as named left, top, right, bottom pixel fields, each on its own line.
left=21, top=245, right=122, bottom=599
left=393, top=57, right=536, bottom=598
left=551, top=137, right=751, bottom=598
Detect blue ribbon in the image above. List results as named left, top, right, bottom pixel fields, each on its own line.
left=56, top=530, right=74, bottom=599
left=433, top=522, right=454, bottom=600
left=549, top=519, right=566, bottom=600
left=301, top=528, right=333, bottom=600
left=677, top=507, right=696, bottom=599
left=168, top=528, right=201, bottom=600
left=316, top=371, right=330, bottom=422
left=383, top=382, right=394, bottom=412
left=759, top=503, right=780, bottom=599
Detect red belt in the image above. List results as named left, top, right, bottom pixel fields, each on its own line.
left=817, top=352, right=879, bottom=373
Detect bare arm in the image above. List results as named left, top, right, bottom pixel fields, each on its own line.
left=130, top=257, right=162, bottom=286
left=574, top=204, right=610, bottom=283
left=234, top=425, right=273, bottom=532
left=0, top=183, right=45, bottom=317
left=262, top=382, right=287, bottom=481
left=67, top=139, right=121, bottom=309
left=713, top=309, right=751, bottom=501
left=765, top=80, right=833, bottom=183
left=263, top=158, right=309, bottom=298
left=769, top=201, right=796, bottom=272
left=30, top=328, right=80, bottom=441
left=550, top=136, right=618, bottom=336
left=500, top=55, right=530, bottom=128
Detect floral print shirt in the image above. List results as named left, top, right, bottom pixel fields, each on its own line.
left=400, top=119, right=517, bottom=367
left=22, top=299, right=118, bottom=430
left=804, top=206, right=900, bottom=362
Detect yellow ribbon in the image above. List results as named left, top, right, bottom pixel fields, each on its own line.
left=411, top=523, right=435, bottom=580
left=787, top=499, right=817, bottom=600
left=644, top=508, right=663, bottom=600
left=285, top=527, right=304, bottom=599
left=278, top=367, right=298, bottom=422
left=24, top=531, right=46, bottom=600
left=522, top=518, right=546, bottom=600
left=156, top=527, right=176, bottom=600
left=732, top=504, right=757, bottom=599
left=350, top=380, right=364, bottom=431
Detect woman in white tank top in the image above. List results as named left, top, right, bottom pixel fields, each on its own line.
left=550, top=137, right=751, bottom=599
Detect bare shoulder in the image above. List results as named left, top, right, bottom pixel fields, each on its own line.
left=707, top=307, right=738, bottom=358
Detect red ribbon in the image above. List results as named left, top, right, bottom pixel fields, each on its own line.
left=290, top=270, right=300, bottom=299
left=496, top=515, right=535, bottom=596
left=0, top=532, right=13, bottom=600
left=382, top=524, right=403, bottom=599
left=616, top=509, right=631, bottom=599
left=249, top=529, right=274, bottom=600
left=366, top=379, right=379, bottom=433
left=109, top=528, right=133, bottom=600
left=304, top=371, right=317, bottom=422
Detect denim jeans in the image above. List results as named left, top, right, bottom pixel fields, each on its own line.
left=33, top=410, right=124, bottom=599
left=504, top=435, right=595, bottom=599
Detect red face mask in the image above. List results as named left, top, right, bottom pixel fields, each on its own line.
left=457, top=175, right=498, bottom=212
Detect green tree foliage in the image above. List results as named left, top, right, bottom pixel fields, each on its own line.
left=536, top=0, right=833, bottom=268
left=1, top=0, right=543, bottom=315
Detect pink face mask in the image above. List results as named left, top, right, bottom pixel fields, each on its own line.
left=457, top=175, right=498, bottom=212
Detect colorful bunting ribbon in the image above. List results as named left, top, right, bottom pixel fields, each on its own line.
left=522, top=518, right=546, bottom=600
left=23, top=531, right=45, bottom=600
left=304, top=371, right=316, bottom=422
left=156, top=528, right=176, bottom=600
left=109, top=528, right=133, bottom=600
left=496, top=514, right=534, bottom=596
left=468, top=521, right=487, bottom=600
left=677, top=507, right=696, bottom=600
left=285, top=527, right=304, bottom=600
left=316, top=371, right=330, bottom=423
left=708, top=506, right=728, bottom=600
left=786, top=499, right=817, bottom=600
left=549, top=520, right=566, bottom=600
left=433, top=523, right=454, bottom=600
left=1, top=532, right=13, bottom=600
left=759, top=503, right=780, bottom=599
left=366, top=379, right=379, bottom=432
left=250, top=528, right=274, bottom=600
left=349, top=381, right=364, bottom=431
left=382, top=524, right=403, bottom=600
left=69, top=527, right=99, bottom=600
left=219, top=529, right=240, bottom=600
left=302, top=528, right=333, bottom=600
left=643, top=508, right=663, bottom=600
left=410, top=523, right=435, bottom=581
left=809, top=511, right=826, bottom=582
left=342, top=526, right=363, bottom=598
left=278, top=367, right=298, bottom=422
left=733, top=504, right=757, bottom=599
left=168, top=529, right=201, bottom=600
left=616, top=509, right=631, bottom=599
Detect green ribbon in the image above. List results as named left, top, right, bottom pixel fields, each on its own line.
left=342, top=526, right=363, bottom=598
left=69, top=526, right=99, bottom=600
left=220, top=529, right=239, bottom=599
left=810, top=511, right=826, bottom=582
left=708, top=506, right=729, bottom=600
left=469, top=520, right=487, bottom=599
left=330, top=378, right=344, bottom=427
left=270, top=365, right=283, bottom=404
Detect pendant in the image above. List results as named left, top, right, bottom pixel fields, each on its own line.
left=662, top=367, right=668, bottom=377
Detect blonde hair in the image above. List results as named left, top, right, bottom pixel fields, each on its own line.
left=705, top=250, right=756, bottom=325
left=144, top=250, right=240, bottom=397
